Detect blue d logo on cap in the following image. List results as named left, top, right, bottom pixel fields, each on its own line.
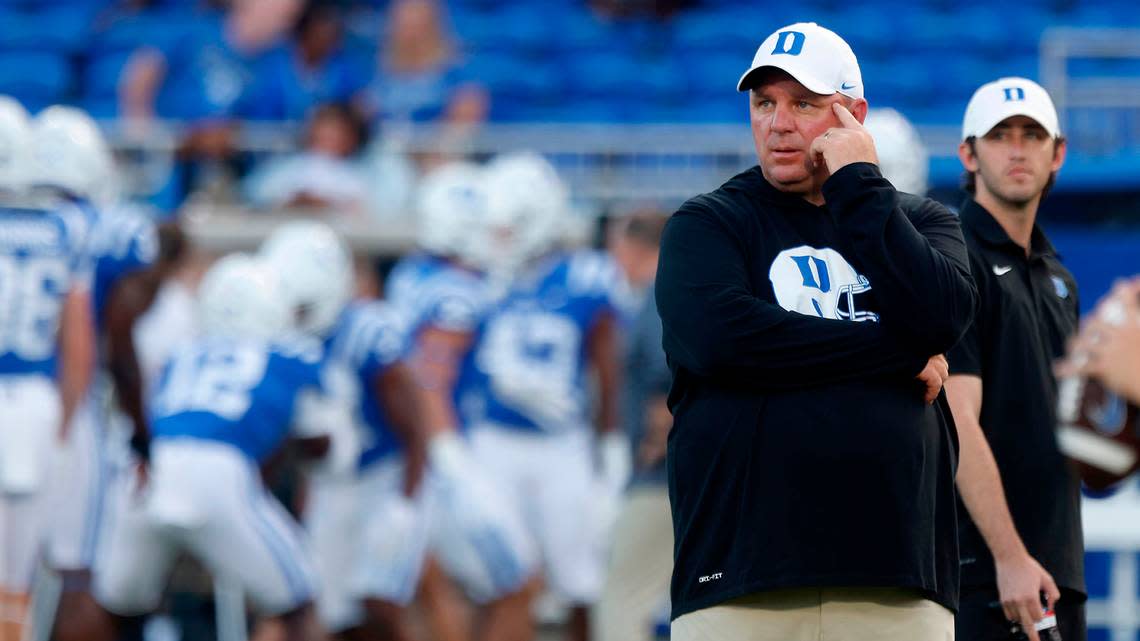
left=1002, top=87, right=1026, bottom=102
left=772, top=31, right=806, bottom=56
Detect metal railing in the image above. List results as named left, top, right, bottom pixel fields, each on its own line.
left=1040, top=28, right=1140, bottom=157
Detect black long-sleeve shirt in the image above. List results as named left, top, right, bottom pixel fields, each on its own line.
left=656, top=163, right=978, bottom=619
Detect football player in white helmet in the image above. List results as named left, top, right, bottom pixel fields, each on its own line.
left=478, top=151, right=569, bottom=277
left=385, top=162, right=540, bottom=641
left=259, top=219, right=354, bottom=337
left=90, top=252, right=351, bottom=641
left=0, top=99, right=98, bottom=641
left=863, top=107, right=930, bottom=196
left=28, top=105, right=119, bottom=208
left=20, top=106, right=166, bottom=641
left=415, top=161, right=488, bottom=267
left=197, top=253, right=291, bottom=339
left=462, top=151, right=632, bottom=641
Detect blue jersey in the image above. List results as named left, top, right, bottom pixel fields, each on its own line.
left=150, top=335, right=325, bottom=463
left=87, top=207, right=158, bottom=331
left=461, top=251, right=633, bottom=434
left=384, top=252, right=441, bottom=319
left=0, top=205, right=90, bottom=377
left=387, top=254, right=491, bottom=341
left=325, top=300, right=408, bottom=468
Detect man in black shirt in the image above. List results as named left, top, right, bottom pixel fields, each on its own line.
left=656, top=22, right=977, bottom=641
left=946, top=77, right=1085, bottom=641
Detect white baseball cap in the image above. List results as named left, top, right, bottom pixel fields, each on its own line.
left=961, top=77, right=1061, bottom=141
left=736, top=22, right=863, bottom=99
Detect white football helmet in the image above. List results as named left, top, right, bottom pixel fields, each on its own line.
left=259, top=220, right=352, bottom=336
left=415, top=161, right=488, bottom=267
left=864, top=108, right=929, bottom=196
left=198, top=253, right=291, bottom=340
left=482, top=151, right=568, bottom=271
left=0, top=96, right=30, bottom=194
left=29, top=105, right=119, bottom=206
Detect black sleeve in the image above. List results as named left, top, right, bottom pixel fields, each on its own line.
left=946, top=252, right=987, bottom=377
left=656, top=203, right=930, bottom=389
left=823, top=163, right=979, bottom=355
left=642, top=296, right=673, bottom=396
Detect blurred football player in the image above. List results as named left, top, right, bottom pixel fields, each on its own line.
left=90, top=253, right=356, bottom=641
left=0, top=98, right=96, bottom=641
left=461, top=152, right=634, bottom=641
left=259, top=221, right=431, bottom=641
left=863, top=107, right=929, bottom=195
left=132, top=223, right=201, bottom=391
left=947, top=78, right=1081, bottom=641
left=390, top=162, right=539, bottom=641
left=22, top=106, right=178, bottom=641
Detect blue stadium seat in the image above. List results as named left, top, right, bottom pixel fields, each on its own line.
left=79, top=96, right=118, bottom=119
left=90, top=9, right=197, bottom=56
left=489, top=5, right=558, bottom=55
left=682, top=51, right=744, bottom=99
left=467, top=53, right=560, bottom=102
left=861, top=57, right=935, bottom=110
left=631, top=54, right=690, bottom=104
left=0, top=0, right=98, bottom=6
left=450, top=6, right=507, bottom=54
left=563, top=52, right=646, bottom=99
left=551, top=7, right=623, bottom=53
left=82, top=50, right=133, bottom=114
left=0, top=6, right=94, bottom=53
left=670, top=10, right=761, bottom=55
left=826, top=6, right=902, bottom=59
left=1066, top=2, right=1140, bottom=27
left=541, top=98, right=628, bottom=123
left=0, top=51, right=72, bottom=108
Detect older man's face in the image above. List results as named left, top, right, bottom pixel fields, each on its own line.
left=748, top=70, right=855, bottom=197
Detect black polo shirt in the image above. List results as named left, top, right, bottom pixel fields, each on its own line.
left=946, top=198, right=1084, bottom=595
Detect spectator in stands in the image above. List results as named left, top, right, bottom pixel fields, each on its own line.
left=119, top=0, right=301, bottom=122
left=118, top=0, right=303, bottom=209
left=355, top=0, right=488, bottom=128
left=245, top=1, right=367, bottom=122
left=244, top=102, right=370, bottom=213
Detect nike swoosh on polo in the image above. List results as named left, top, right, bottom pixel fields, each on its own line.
left=840, top=82, right=857, bottom=90
left=993, top=265, right=1013, bottom=276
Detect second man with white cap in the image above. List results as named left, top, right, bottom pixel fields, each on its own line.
left=946, top=77, right=1085, bottom=641
left=655, top=22, right=977, bottom=641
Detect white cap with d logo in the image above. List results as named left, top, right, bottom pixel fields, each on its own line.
left=736, top=22, right=863, bottom=99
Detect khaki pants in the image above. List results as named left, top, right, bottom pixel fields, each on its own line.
left=671, top=587, right=953, bottom=641
left=593, top=486, right=673, bottom=641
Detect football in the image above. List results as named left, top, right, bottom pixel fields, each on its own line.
left=1057, top=373, right=1140, bottom=491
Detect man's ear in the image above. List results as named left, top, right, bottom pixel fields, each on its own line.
left=852, top=98, right=869, bottom=124
left=958, top=141, right=978, bottom=172
left=1052, top=137, right=1068, bottom=173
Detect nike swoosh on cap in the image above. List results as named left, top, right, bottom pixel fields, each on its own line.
left=840, top=82, right=857, bottom=90
left=992, top=265, right=1013, bottom=276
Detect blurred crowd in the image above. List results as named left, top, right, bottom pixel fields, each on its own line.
left=81, top=0, right=700, bottom=216
left=107, top=0, right=492, bottom=214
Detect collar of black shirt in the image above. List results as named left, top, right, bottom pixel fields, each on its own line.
left=741, top=166, right=828, bottom=213
left=959, top=198, right=1062, bottom=261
